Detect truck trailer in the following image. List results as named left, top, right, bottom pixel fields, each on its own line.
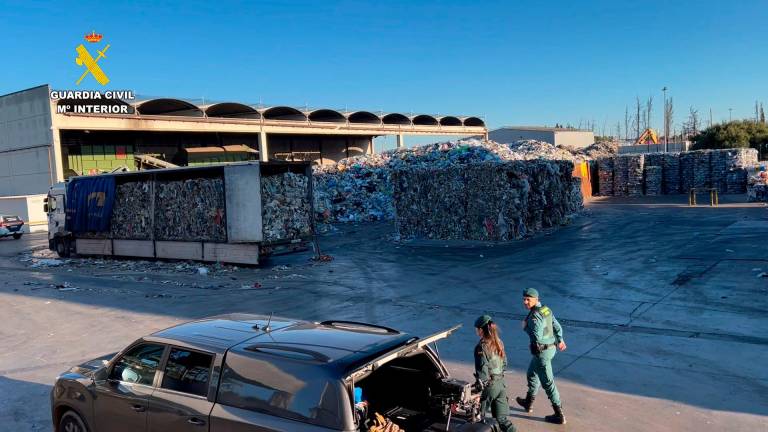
left=45, top=162, right=314, bottom=265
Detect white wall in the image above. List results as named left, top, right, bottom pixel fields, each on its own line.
left=489, top=129, right=556, bottom=145
left=0, top=194, right=48, bottom=232
left=0, top=85, right=55, bottom=196
left=554, top=131, right=595, bottom=149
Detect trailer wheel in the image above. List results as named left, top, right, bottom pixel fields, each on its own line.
left=55, top=237, right=71, bottom=258
left=13, top=233, right=22, bottom=240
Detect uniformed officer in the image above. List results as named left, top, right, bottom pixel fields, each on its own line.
left=473, top=315, right=517, bottom=432
left=515, top=288, right=567, bottom=424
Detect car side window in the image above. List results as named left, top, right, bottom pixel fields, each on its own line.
left=109, top=344, right=165, bottom=386
left=161, top=348, right=213, bottom=397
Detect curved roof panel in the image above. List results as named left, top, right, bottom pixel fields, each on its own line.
left=348, top=111, right=381, bottom=124
left=261, top=106, right=308, bottom=121
left=136, top=98, right=204, bottom=117
left=439, top=116, right=462, bottom=126
left=205, top=102, right=261, bottom=119
left=309, top=109, right=346, bottom=123
left=463, top=117, right=485, bottom=127
left=382, top=113, right=411, bottom=125
left=412, top=114, right=438, bottom=126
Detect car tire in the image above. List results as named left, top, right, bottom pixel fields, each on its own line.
left=59, top=410, right=89, bottom=432
left=13, top=233, right=22, bottom=240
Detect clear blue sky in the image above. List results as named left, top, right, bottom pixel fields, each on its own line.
left=1, top=0, right=766, bottom=143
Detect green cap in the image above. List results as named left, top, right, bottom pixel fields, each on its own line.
left=523, top=288, right=540, bottom=298
left=474, top=314, right=492, bottom=328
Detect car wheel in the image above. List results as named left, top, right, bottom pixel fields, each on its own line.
left=13, top=233, right=21, bottom=240
left=59, top=410, right=89, bottom=432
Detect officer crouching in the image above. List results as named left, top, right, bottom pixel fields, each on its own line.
left=516, top=288, right=567, bottom=424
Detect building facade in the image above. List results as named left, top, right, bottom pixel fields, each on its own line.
left=489, top=127, right=594, bottom=149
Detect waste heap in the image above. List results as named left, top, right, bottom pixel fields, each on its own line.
left=261, top=172, right=313, bottom=242
left=392, top=160, right=577, bottom=241
left=110, top=182, right=152, bottom=239
left=313, top=139, right=589, bottom=224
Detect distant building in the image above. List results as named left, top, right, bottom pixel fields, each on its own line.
left=489, top=126, right=594, bottom=149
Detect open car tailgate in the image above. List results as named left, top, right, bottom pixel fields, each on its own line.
left=346, top=324, right=461, bottom=382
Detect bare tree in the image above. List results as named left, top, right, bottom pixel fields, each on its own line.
left=756, top=101, right=760, bottom=124
left=645, top=96, right=654, bottom=131
left=624, top=106, right=630, bottom=141
left=664, top=97, right=674, bottom=144
left=761, top=103, right=765, bottom=124
left=687, top=106, right=700, bottom=137
left=635, top=96, right=642, bottom=139
left=616, top=121, right=622, bottom=142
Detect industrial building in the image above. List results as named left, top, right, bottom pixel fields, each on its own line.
left=0, top=84, right=487, bottom=197
left=489, top=126, right=594, bottom=149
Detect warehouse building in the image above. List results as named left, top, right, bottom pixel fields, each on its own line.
left=489, top=126, right=594, bottom=149
left=0, top=85, right=487, bottom=197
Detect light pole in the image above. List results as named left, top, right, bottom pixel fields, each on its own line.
left=662, top=86, right=668, bottom=152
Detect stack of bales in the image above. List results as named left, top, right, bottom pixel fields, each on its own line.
left=597, top=158, right=614, bottom=196
left=644, top=166, right=662, bottom=195
left=692, top=150, right=712, bottom=188
left=627, top=155, right=645, bottom=196
left=612, top=155, right=629, bottom=196
left=680, top=152, right=696, bottom=193
left=153, top=178, right=228, bottom=242
left=710, top=150, right=729, bottom=193
left=261, top=172, right=312, bottom=242
left=662, top=153, right=681, bottom=194
left=392, top=160, right=577, bottom=241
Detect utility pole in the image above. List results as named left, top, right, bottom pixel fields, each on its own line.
left=662, top=86, right=668, bottom=152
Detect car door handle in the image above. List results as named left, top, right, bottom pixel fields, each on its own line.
left=130, top=404, right=146, bottom=413
left=187, top=417, right=206, bottom=426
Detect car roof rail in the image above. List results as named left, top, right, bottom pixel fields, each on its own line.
left=319, top=320, right=400, bottom=334
left=244, top=344, right=332, bottom=363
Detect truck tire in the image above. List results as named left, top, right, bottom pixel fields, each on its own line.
left=55, top=238, right=71, bottom=258
left=13, top=233, right=22, bottom=240
left=58, top=410, right=89, bottom=432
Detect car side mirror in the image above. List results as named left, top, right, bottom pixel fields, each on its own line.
left=44, top=204, right=49, bottom=213
left=93, top=365, right=109, bottom=382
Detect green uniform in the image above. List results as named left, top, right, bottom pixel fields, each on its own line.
left=474, top=342, right=517, bottom=432
left=523, top=303, right=563, bottom=407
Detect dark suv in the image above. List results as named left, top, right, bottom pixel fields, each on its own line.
left=51, top=314, right=491, bottom=432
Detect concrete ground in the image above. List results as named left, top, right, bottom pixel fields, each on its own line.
left=1, top=195, right=767, bottom=431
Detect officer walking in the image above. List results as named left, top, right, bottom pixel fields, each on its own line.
left=515, top=288, right=567, bottom=424
left=473, top=315, right=517, bottom=432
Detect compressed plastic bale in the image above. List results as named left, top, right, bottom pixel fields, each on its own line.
left=154, top=178, right=227, bottom=242
left=110, top=182, right=153, bottom=239
left=680, top=152, right=695, bottom=193
left=644, top=166, right=662, bottom=196
left=613, top=155, right=629, bottom=196
left=627, top=154, right=645, bottom=197
left=261, top=172, right=312, bottom=242
left=662, top=153, right=681, bottom=194
left=597, top=157, right=614, bottom=196
left=709, top=150, right=729, bottom=194
left=748, top=184, right=768, bottom=202
left=692, top=150, right=711, bottom=188
left=726, top=169, right=748, bottom=194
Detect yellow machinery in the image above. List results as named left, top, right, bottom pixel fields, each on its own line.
left=636, top=128, right=659, bottom=145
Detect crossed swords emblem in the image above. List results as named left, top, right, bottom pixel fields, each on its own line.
left=75, top=43, right=111, bottom=85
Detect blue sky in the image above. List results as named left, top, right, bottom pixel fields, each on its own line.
left=1, top=0, right=766, bottom=147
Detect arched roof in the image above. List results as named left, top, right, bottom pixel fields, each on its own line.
left=439, top=116, right=462, bottom=126
left=205, top=102, right=260, bottom=119
left=412, top=114, right=438, bottom=126
left=308, top=109, right=346, bottom=123
left=463, top=117, right=485, bottom=127
left=135, top=98, right=204, bottom=117
left=382, top=113, right=411, bottom=125
left=348, top=111, right=381, bottom=124
left=261, top=106, right=308, bottom=121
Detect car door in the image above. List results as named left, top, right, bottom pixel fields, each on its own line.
left=93, top=343, right=167, bottom=432
left=148, top=347, right=216, bottom=432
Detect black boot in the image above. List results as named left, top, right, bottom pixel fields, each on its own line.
left=544, top=404, right=566, bottom=424
left=515, top=393, right=535, bottom=413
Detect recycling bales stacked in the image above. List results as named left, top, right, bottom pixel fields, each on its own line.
left=261, top=172, right=313, bottom=242
left=392, top=160, right=577, bottom=241
left=313, top=139, right=594, bottom=225
left=662, top=153, right=681, bottom=194
left=597, top=158, right=614, bottom=196
left=154, top=178, right=227, bottom=242
left=110, top=182, right=153, bottom=239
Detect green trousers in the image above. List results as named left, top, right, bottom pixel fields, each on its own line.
left=526, top=346, right=561, bottom=406
left=481, top=379, right=517, bottom=432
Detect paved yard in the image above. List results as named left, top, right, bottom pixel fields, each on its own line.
left=1, top=196, right=767, bottom=431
